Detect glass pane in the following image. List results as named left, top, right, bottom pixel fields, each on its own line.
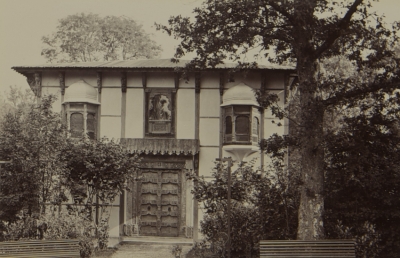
left=87, top=113, right=96, bottom=139
left=70, top=113, right=84, bottom=138
left=235, top=116, right=249, bottom=134
left=225, top=116, right=232, bottom=134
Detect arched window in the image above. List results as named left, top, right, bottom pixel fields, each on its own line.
left=65, top=103, right=98, bottom=139
left=70, top=113, right=84, bottom=138
left=221, top=83, right=261, bottom=145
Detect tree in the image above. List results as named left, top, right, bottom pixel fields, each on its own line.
left=42, top=13, right=162, bottom=63
left=0, top=95, right=67, bottom=221
left=187, top=159, right=300, bottom=257
left=0, top=86, right=35, bottom=125
left=62, top=137, right=139, bottom=249
left=157, top=0, right=400, bottom=240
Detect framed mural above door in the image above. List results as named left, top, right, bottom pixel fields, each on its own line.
left=145, top=88, right=176, bottom=137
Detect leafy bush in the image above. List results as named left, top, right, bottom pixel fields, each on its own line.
left=188, top=160, right=300, bottom=257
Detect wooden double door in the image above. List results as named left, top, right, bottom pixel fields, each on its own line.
left=137, top=168, right=181, bottom=237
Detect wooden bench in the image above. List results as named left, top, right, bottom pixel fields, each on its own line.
left=260, top=240, right=356, bottom=258
left=0, top=239, right=80, bottom=258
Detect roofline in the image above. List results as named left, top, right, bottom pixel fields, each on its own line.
left=12, top=66, right=295, bottom=73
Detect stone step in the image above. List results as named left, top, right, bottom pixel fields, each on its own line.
left=111, top=244, right=192, bottom=258
left=121, top=236, right=193, bottom=246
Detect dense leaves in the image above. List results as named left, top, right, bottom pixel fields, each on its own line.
left=42, top=13, right=162, bottom=63
left=0, top=95, right=67, bottom=220
left=159, top=0, right=400, bottom=240
left=323, top=90, right=400, bottom=257
left=187, top=160, right=300, bottom=257
left=0, top=94, right=140, bottom=250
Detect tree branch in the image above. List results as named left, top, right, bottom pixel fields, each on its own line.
left=313, top=0, right=364, bottom=59
left=266, top=0, right=296, bottom=26
left=323, top=81, right=400, bottom=107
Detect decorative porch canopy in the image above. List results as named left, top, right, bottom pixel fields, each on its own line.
left=119, top=138, right=199, bottom=156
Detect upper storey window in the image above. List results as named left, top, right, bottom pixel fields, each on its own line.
left=145, top=88, right=176, bottom=137
left=222, top=83, right=260, bottom=145
left=63, top=80, right=99, bottom=140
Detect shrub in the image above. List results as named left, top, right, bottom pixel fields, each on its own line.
left=188, top=160, right=300, bottom=257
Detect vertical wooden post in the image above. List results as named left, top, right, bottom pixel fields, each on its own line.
left=216, top=157, right=232, bottom=258
left=219, top=72, right=224, bottom=160
left=260, top=72, right=267, bottom=170
left=120, top=71, right=127, bottom=235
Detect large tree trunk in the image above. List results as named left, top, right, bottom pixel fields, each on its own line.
left=296, top=59, right=325, bottom=240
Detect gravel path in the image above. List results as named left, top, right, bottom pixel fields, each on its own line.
left=111, top=244, right=192, bottom=258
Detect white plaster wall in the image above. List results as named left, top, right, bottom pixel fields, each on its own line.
left=65, top=71, right=97, bottom=86
left=198, top=146, right=219, bottom=178
left=199, top=118, right=220, bottom=146
left=101, top=88, right=121, bottom=116
left=108, top=206, right=120, bottom=237
left=200, top=89, right=220, bottom=117
left=147, top=72, right=174, bottom=88
left=42, top=87, right=62, bottom=113
left=125, top=88, right=144, bottom=138
left=176, top=89, right=195, bottom=139
left=127, top=73, right=142, bottom=87
left=100, top=116, right=121, bottom=139
left=41, top=71, right=59, bottom=86
left=102, top=72, right=121, bottom=87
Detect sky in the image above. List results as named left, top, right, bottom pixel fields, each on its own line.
left=0, top=0, right=399, bottom=95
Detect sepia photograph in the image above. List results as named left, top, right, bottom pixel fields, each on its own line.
left=0, top=0, right=399, bottom=257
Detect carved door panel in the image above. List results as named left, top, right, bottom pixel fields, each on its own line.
left=138, top=169, right=180, bottom=237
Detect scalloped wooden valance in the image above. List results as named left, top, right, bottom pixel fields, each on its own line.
left=119, top=138, right=199, bottom=156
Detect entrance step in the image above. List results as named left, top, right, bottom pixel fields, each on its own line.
left=121, top=236, right=193, bottom=246
left=112, top=242, right=193, bottom=258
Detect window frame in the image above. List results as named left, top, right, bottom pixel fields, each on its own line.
left=65, top=102, right=98, bottom=139
left=223, top=105, right=260, bottom=145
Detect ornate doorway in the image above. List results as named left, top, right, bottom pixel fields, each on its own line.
left=126, top=159, right=188, bottom=237
left=138, top=168, right=181, bottom=236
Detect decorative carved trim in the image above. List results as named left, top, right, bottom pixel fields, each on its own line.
left=121, top=72, right=127, bottom=93
left=261, top=72, right=267, bottom=93
left=174, top=73, right=180, bottom=89
left=27, top=72, right=42, bottom=97
left=142, top=72, right=147, bottom=89
left=219, top=72, right=224, bottom=96
left=59, top=72, right=65, bottom=95
left=195, top=72, right=201, bottom=93
left=97, top=72, right=102, bottom=94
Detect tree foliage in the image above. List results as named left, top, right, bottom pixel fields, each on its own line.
left=42, top=13, right=162, bottom=63
left=262, top=55, right=400, bottom=255
left=0, top=86, right=35, bottom=125
left=187, top=160, right=300, bottom=257
left=0, top=95, right=67, bottom=221
left=158, top=0, right=400, bottom=240
left=61, top=137, right=140, bottom=249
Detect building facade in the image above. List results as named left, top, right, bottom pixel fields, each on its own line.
left=13, top=59, right=294, bottom=241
